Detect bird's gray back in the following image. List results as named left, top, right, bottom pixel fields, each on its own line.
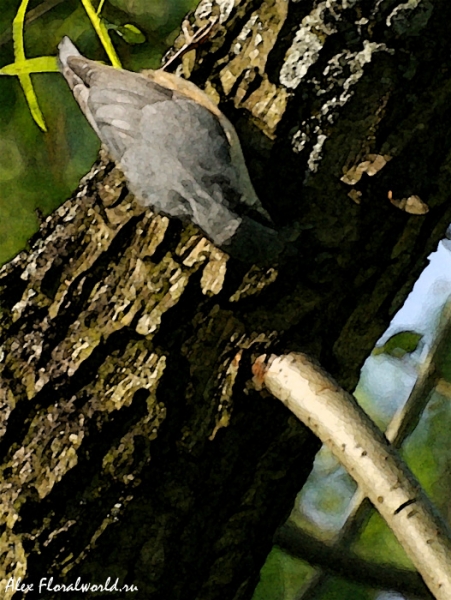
left=74, top=60, right=247, bottom=244
left=58, top=44, right=283, bottom=259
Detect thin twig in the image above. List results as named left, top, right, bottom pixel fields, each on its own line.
left=161, top=17, right=218, bottom=72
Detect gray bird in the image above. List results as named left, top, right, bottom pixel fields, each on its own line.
left=58, top=36, right=284, bottom=264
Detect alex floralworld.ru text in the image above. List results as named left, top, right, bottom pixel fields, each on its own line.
left=5, top=576, right=138, bottom=593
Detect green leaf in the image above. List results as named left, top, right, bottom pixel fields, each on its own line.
left=0, top=57, right=59, bottom=76
left=115, top=24, right=146, bottom=45
left=373, top=331, right=423, bottom=358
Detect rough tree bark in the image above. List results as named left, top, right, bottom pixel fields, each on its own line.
left=1, top=0, right=451, bottom=599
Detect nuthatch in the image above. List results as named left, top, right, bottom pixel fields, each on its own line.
left=58, top=36, right=285, bottom=264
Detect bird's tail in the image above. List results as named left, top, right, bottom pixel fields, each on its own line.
left=57, top=36, right=102, bottom=137
left=58, top=36, right=80, bottom=66
left=57, top=36, right=82, bottom=90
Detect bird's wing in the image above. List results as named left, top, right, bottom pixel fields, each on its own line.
left=147, top=69, right=272, bottom=222
left=64, top=56, right=175, bottom=161
left=58, top=37, right=272, bottom=222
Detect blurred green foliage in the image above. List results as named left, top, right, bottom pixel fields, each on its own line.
left=253, top=548, right=313, bottom=600
left=0, top=0, right=198, bottom=265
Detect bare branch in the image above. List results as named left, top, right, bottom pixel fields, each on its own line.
left=296, top=300, right=451, bottom=598
left=254, top=352, right=451, bottom=600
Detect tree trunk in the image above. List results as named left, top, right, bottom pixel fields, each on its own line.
left=1, top=0, right=451, bottom=598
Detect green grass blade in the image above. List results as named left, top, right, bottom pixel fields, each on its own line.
left=0, top=56, right=59, bottom=75
left=12, top=0, right=48, bottom=131
left=96, top=0, right=106, bottom=15
left=18, top=73, right=47, bottom=131
left=80, top=0, right=121, bottom=67
left=12, top=0, right=29, bottom=62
